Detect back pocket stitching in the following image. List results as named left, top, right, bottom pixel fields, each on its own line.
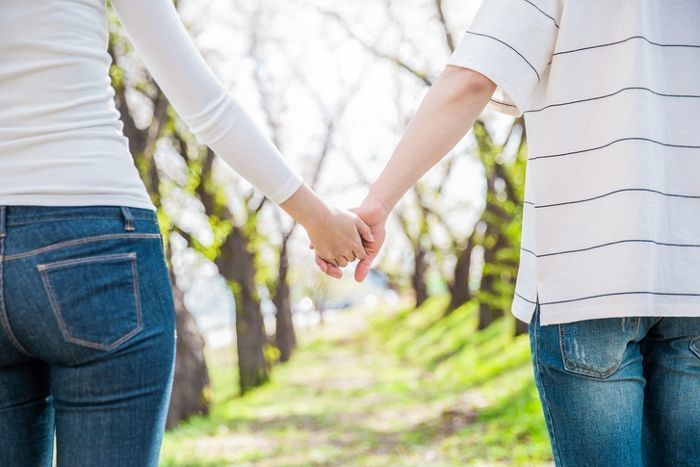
left=690, top=336, right=700, bottom=360
left=558, top=320, right=632, bottom=379
left=37, top=252, right=143, bottom=351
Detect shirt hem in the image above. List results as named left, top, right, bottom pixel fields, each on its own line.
left=511, top=294, right=537, bottom=324
left=539, top=301, right=700, bottom=326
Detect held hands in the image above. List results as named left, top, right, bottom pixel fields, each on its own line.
left=279, top=184, right=374, bottom=277
left=314, top=196, right=390, bottom=282
left=278, top=183, right=389, bottom=280
left=306, top=206, right=374, bottom=278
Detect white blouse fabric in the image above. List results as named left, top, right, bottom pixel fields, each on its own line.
left=0, top=0, right=303, bottom=211
left=448, top=0, right=700, bottom=325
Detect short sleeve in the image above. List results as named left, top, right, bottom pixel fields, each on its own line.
left=447, top=0, right=562, bottom=117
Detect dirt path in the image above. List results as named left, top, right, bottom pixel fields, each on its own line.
left=161, top=308, right=551, bottom=466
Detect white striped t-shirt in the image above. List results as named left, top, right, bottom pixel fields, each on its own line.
left=448, top=0, right=700, bottom=325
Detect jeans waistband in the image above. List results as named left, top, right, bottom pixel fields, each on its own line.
left=0, top=205, right=157, bottom=233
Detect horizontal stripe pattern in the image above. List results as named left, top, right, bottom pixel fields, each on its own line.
left=525, top=81, right=700, bottom=162
left=451, top=0, right=700, bottom=323
left=524, top=86, right=700, bottom=114
left=535, top=240, right=700, bottom=316
left=553, top=35, right=700, bottom=57
left=528, top=186, right=700, bottom=253
left=542, top=290, right=700, bottom=306
left=463, top=30, right=541, bottom=80
left=532, top=187, right=700, bottom=209
left=529, top=137, right=700, bottom=161
left=523, top=238, right=700, bottom=259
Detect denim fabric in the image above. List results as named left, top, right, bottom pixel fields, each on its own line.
left=0, top=205, right=177, bottom=467
left=529, top=299, right=700, bottom=466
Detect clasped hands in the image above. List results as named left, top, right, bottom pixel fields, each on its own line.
left=306, top=197, right=390, bottom=282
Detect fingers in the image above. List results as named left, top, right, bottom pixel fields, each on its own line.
left=309, top=208, right=376, bottom=277
left=316, top=253, right=342, bottom=278
left=355, top=216, right=374, bottom=244
left=314, top=255, right=328, bottom=273
left=351, top=242, right=367, bottom=261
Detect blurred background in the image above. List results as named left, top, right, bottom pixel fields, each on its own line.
left=108, top=0, right=551, bottom=464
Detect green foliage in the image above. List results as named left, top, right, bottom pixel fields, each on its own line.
left=463, top=120, right=528, bottom=319
left=161, top=300, right=552, bottom=465
left=263, top=343, right=281, bottom=366
left=369, top=297, right=551, bottom=462
left=108, top=63, right=124, bottom=90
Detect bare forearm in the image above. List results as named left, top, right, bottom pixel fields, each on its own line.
left=366, top=65, right=496, bottom=212
left=279, top=183, right=331, bottom=228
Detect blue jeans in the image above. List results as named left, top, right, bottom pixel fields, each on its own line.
left=529, top=299, right=700, bottom=466
left=0, top=205, right=177, bottom=466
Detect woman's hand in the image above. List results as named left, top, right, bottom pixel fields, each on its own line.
left=279, top=183, right=373, bottom=277
left=315, top=195, right=390, bottom=281
left=306, top=207, right=374, bottom=277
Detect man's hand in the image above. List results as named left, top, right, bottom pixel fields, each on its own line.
left=280, top=184, right=373, bottom=275
left=314, top=196, right=390, bottom=281
left=305, top=206, right=374, bottom=274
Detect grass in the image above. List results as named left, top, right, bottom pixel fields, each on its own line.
left=159, top=296, right=553, bottom=466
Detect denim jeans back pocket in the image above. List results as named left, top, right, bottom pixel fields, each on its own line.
left=558, top=316, right=639, bottom=379
left=37, top=252, right=143, bottom=351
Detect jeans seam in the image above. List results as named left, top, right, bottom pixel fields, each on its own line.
left=3, top=232, right=162, bottom=261
left=0, top=235, right=35, bottom=358
left=37, top=253, right=144, bottom=351
left=534, top=306, right=564, bottom=466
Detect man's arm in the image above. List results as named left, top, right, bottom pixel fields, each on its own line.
left=367, top=65, right=495, bottom=212
left=319, top=65, right=496, bottom=280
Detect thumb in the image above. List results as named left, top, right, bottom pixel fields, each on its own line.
left=354, top=254, right=374, bottom=282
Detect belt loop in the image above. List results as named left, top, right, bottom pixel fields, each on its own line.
left=0, top=206, right=6, bottom=238
left=120, top=206, right=135, bottom=231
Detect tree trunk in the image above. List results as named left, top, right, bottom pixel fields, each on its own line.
left=477, top=230, right=506, bottom=330
left=165, top=283, right=211, bottom=429
left=273, top=241, right=296, bottom=362
left=514, top=317, right=529, bottom=336
left=446, top=236, right=475, bottom=314
left=412, top=246, right=429, bottom=307
left=217, top=227, right=269, bottom=394
left=162, top=238, right=211, bottom=429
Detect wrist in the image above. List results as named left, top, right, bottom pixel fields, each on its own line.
left=279, top=183, right=331, bottom=229
left=364, top=186, right=393, bottom=222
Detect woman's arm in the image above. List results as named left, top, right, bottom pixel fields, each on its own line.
left=320, top=65, right=497, bottom=280
left=111, top=0, right=370, bottom=269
